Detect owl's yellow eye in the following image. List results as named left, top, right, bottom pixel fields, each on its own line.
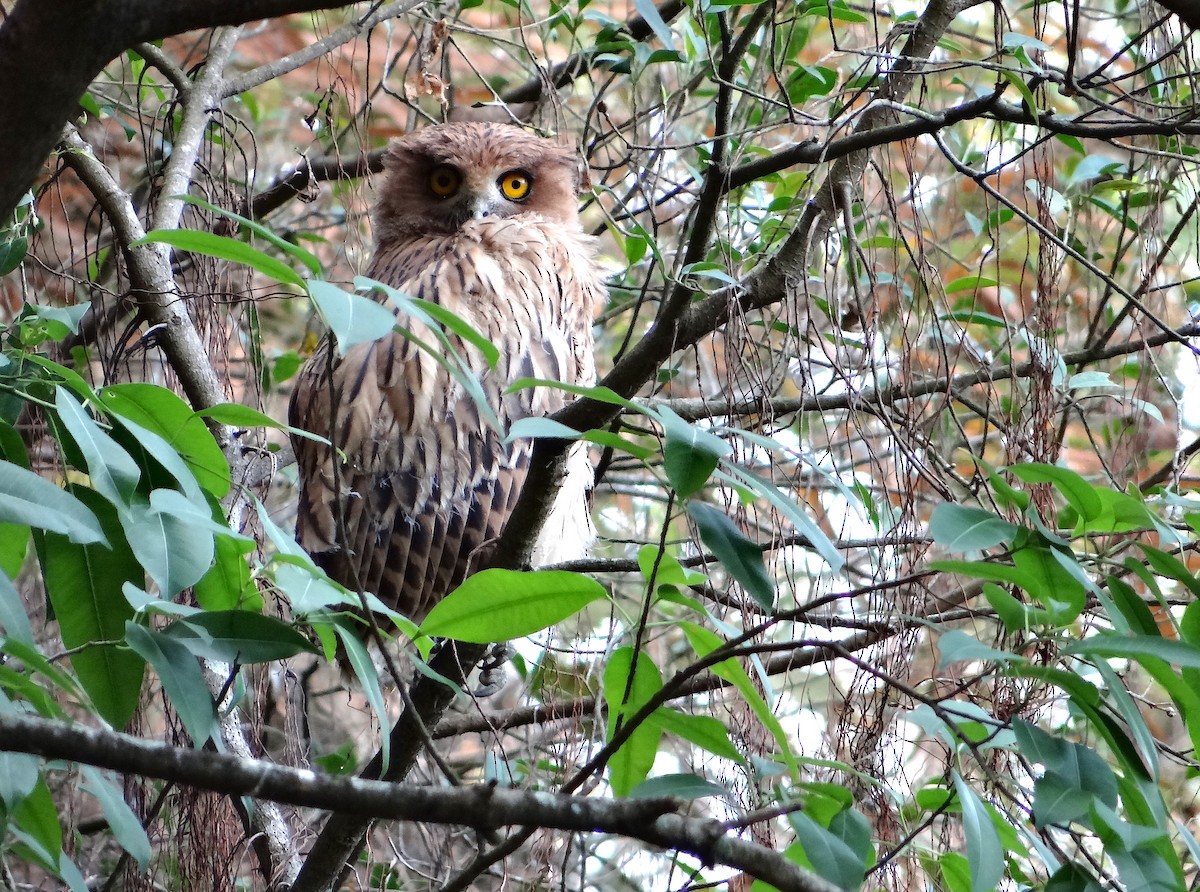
left=498, top=170, right=532, bottom=201
left=429, top=165, right=461, bottom=198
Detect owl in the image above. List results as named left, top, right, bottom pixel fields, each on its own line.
left=289, top=122, right=605, bottom=623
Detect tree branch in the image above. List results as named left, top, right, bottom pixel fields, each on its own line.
left=221, top=0, right=422, bottom=98
left=0, top=712, right=843, bottom=892
left=58, top=129, right=228, bottom=421
left=645, top=320, right=1200, bottom=422
left=0, top=0, right=355, bottom=223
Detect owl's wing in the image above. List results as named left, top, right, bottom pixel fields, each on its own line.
left=289, top=319, right=537, bottom=621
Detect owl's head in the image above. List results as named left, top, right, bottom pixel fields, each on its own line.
left=373, top=122, right=588, bottom=240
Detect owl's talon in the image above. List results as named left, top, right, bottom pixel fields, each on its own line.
left=473, top=642, right=514, bottom=698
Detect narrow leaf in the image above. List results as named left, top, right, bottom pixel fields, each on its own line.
left=125, top=623, right=215, bottom=744
left=81, top=767, right=151, bottom=869
left=629, top=773, right=733, bottom=802
left=419, top=570, right=606, bottom=641
left=161, top=611, right=317, bottom=663
left=0, top=461, right=106, bottom=545
left=928, top=504, right=1018, bottom=551
left=687, top=501, right=774, bottom=610
left=308, top=280, right=397, bottom=356
left=953, top=772, right=1005, bottom=892
left=54, top=387, right=141, bottom=506
left=100, top=383, right=229, bottom=500
left=604, top=646, right=664, bottom=797
left=37, top=491, right=144, bottom=728
left=133, top=229, right=305, bottom=287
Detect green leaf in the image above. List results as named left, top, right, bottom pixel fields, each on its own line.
left=54, top=387, right=141, bottom=506
left=505, top=416, right=582, bottom=443
left=1104, top=576, right=1161, bottom=637
left=173, top=194, right=322, bottom=276
left=505, top=379, right=637, bottom=410
left=0, top=424, right=30, bottom=577
left=333, top=620, right=389, bottom=773
left=637, top=545, right=707, bottom=591
left=1001, top=69, right=1039, bottom=114
left=194, top=534, right=257, bottom=611
left=1067, top=371, right=1117, bottom=389
left=953, top=772, right=1004, bottom=892
left=125, top=623, right=215, bottom=744
left=0, top=461, right=107, bottom=545
left=717, top=466, right=844, bottom=573
left=944, top=275, right=999, bottom=294
left=1008, top=463, right=1102, bottom=523
left=34, top=303, right=90, bottom=335
left=1065, top=634, right=1200, bottom=669
left=161, top=611, right=316, bottom=663
left=655, top=407, right=729, bottom=498
left=1094, top=664, right=1160, bottom=781
left=419, top=570, right=606, bottom=641
left=604, top=646, right=664, bottom=797
left=686, top=501, right=774, bottom=610
left=680, top=622, right=798, bottom=776
left=121, top=498, right=214, bottom=597
left=633, top=0, right=676, bottom=48
left=801, top=0, right=867, bottom=22
left=13, top=778, right=62, bottom=872
left=194, top=402, right=283, bottom=428
left=0, top=236, right=28, bottom=276
left=1015, top=720, right=1119, bottom=827
left=786, top=65, right=839, bottom=102
left=99, top=383, right=230, bottom=500
left=679, top=261, right=736, bottom=285
left=787, top=809, right=866, bottom=891
left=629, top=773, right=732, bottom=802
left=196, top=401, right=331, bottom=447
left=936, top=629, right=1023, bottom=669
left=928, top=504, right=1018, bottom=551
left=363, top=276, right=500, bottom=369
left=308, top=280, right=397, bottom=356
left=81, top=767, right=151, bottom=869
left=645, top=707, right=743, bottom=761
left=1136, top=543, right=1200, bottom=600
left=133, top=228, right=305, bottom=287
left=0, top=571, right=33, bottom=646
left=37, top=490, right=144, bottom=728
left=0, top=748, right=39, bottom=810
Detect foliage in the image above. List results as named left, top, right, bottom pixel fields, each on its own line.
left=1, top=0, right=1200, bottom=890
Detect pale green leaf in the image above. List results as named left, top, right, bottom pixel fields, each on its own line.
left=419, top=570, right=606, bottom=641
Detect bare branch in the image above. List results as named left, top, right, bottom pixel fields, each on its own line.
left=222, top=0, right=423, bottom=97
left=0, top=712, right=843, bottom=892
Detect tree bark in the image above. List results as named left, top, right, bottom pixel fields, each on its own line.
left=0, top=0, right=352, bottom=223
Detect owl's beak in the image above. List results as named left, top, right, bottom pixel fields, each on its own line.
left=466, top=183, right=501, bottom=219
left=468, top=195, right=497, bottom=219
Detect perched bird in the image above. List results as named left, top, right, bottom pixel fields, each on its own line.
left=289, top=122, right=604, bottom=622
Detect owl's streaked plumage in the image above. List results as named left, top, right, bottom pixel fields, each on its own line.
left=290, top=122, right=604, bottom=621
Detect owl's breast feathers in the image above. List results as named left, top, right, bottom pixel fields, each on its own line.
left=290, top=217, right=604, bottom=620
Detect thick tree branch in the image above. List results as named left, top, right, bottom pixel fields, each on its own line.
left=748, top=0, right=984, bottom=297
left=0, top=712, right=841, bottom=892
left=0, top=0, right=354, bottom=223
left=58, top=130, right=228, bottom=421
